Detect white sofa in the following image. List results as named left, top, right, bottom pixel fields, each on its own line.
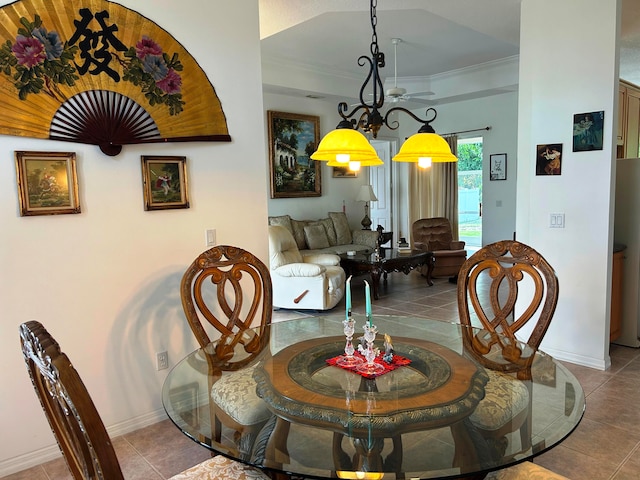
left=268, top=225, right=346, bottom=310
left=268, top=212, right=380, bottom=255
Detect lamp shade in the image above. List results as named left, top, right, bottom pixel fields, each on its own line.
left=392, top=133, right=457, bottom=163
left=355, top=185, right=378, bottom=202
left=311, top=128, right=383, bottom=166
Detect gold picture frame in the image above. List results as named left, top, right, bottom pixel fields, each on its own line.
left=267, top=110, right=321, bottom=198
left=332, top=166, right=358, bottom=178
left=15, top=151, right=80, bottom=216
left=141, top=156, right=189, bottom=210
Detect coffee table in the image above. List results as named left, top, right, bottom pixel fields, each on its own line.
left=339, top=248, right=434, bottom=299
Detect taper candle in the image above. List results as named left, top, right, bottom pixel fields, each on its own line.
left=364, top=280, right=372, bottom=325
left=345, top=275, right=352, bottom=319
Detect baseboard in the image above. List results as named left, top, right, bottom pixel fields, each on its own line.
left=0, top=408, right=167, bottom=477
left=544, top=345, right=610, bottom=371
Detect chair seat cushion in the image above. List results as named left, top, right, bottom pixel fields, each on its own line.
left=169, top=454, right=271, bottom=480
left=211, top=366, right=271, bottom=425
left=469, top=370, right=529, bottom=431
left=433, top=249, right=467, bottom=258
left=485, top=461, right=570, bottom=479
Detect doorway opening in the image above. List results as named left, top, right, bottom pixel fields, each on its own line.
left=457, top=136, right=483, bottom=252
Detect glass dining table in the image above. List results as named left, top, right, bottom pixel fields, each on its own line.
left=162, top=314, right=584, bottom=480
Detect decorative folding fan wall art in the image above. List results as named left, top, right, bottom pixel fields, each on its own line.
left=0, top=0, right=230, bottom=155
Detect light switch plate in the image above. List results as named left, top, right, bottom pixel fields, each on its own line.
left=205, top=229, right=216, bottom=246
left=550, top=213, right=565, bottom=228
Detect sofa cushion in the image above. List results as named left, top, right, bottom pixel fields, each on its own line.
left=268, top=225, right=303, bottom=269
left=291, top=219, right=310, bottom=250
left=316, top=217, right=337, bottom=246
left=329, top=211, right=352, bottom=245
left=268, top=214, right=293, bottom=235
left=351, top=229, right=380, bottom=249
left=304, top=224, right=330, bottom=249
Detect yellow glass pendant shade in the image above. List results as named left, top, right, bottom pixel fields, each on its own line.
left=311, top=128, right=383, bottom=166
left=392, top=133, right=457, bottom=163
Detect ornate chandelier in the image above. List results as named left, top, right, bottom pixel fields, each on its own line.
left=311, top=0, right=457, bottom=171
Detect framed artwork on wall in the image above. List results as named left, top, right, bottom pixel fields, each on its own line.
left=267, top=110, right=321, bottom=198
left=332, top=166, right=358, bottom=178
left=489, top=153, right=507, bottom=181
left=15, top=151, right=80, bottom=216
left=536, top=144, right=563, bottom=176
left=141, top=155, right=189, bottom=210
left=573, top=111, right=604, bottom=152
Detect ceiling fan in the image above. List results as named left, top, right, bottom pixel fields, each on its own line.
left=385, top=38, right=435, bottom=104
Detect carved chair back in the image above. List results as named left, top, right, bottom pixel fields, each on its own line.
left=457, top=240, right=559, bottom=377
left=180, top=245, right=273, bottom=370
left=20, top=320, right=125, bottom=480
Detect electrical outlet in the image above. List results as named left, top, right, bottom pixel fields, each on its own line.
left=156, top=351, right=168, bottom=371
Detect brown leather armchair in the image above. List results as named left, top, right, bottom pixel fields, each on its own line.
left=411, top=217, right=467, bottom=280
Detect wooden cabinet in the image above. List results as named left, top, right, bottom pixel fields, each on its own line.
left=610, top=245, right=625, bottom=342
left=618, top=80, right=640, bottom=159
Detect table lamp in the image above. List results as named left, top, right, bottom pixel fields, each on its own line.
left=356, top=185, right=377, bottom=230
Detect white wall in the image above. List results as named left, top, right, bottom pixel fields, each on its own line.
left=516, top=0, right=620, bottom=369
left=0, top=0, right=268, bottom=475
left=427, top=92, right=519, bottom=245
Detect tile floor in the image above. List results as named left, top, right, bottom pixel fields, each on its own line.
left=3, top=272, right=640, bottom=480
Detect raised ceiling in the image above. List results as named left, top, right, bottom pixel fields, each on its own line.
left=260, top=0, right=640, bottom=105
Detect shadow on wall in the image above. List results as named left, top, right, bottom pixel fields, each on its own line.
left=105, top=267, right=197, bottom=416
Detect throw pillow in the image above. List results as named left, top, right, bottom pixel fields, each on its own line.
left=329, top=212, right=352, bottom=245
left=268, top=215, right=293, bottom=235
left=304, top=224, right=330, bottom=250
left=306, top=219, right=337, bottom=246
left=317, top=218, right=337, bottom=246
left=290, top=219, right=309, bottom=250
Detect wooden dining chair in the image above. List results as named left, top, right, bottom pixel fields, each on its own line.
left=19, top=320, right=270, bottom=480
left=180, top=246, right=273, bottom=456
left=457, top=240, right=559, bottom=461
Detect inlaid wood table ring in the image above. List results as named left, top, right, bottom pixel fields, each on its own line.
left=253, top=336, right=489, bottom=474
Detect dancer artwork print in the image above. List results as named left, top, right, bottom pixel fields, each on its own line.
left=573, top=111, right=604, bottom=152
left=536, top=144, right=563, bottom=176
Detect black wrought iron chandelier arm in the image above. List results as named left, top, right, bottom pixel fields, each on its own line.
left=337, top=101, right=370, bottom=128
left=355, top=55, right=383, bottom=108
left=383, top=107, right=438, bottom=133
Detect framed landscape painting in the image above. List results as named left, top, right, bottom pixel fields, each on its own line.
left=332, top=166, right=358, bottom=178
left=268, top=111, right=321, bottom=198
left=15, top=151, right=80, bottom=216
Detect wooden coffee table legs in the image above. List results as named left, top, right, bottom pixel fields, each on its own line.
left=367, top=255, right=434, bottom=300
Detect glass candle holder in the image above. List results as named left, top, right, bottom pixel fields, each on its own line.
left=337, top=317, right=363, bottom=367
left=357, top=323, right=385, bottom=375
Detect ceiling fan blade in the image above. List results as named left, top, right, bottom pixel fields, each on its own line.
left=402, top=97, right=437, bottom=106
left=406, top=91, right=436, bottom=97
